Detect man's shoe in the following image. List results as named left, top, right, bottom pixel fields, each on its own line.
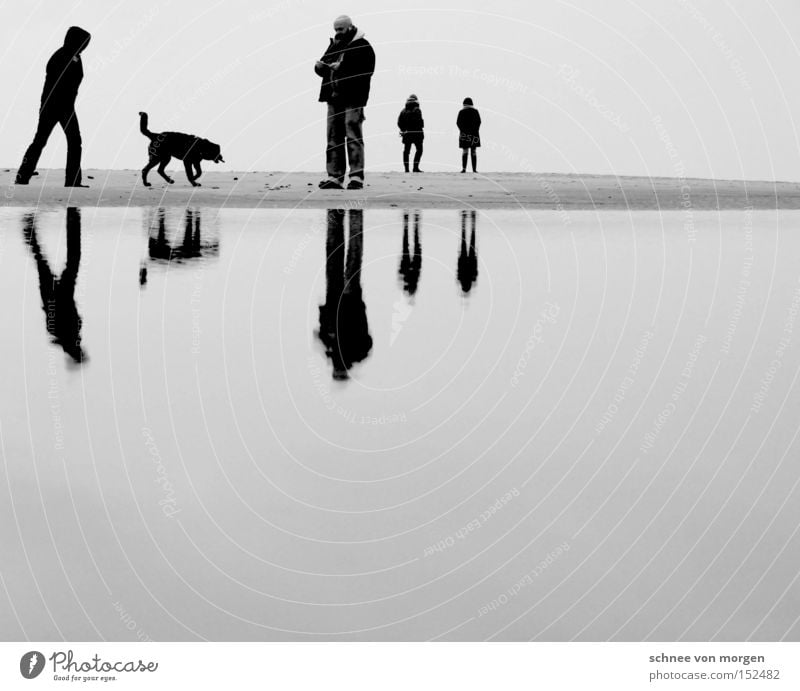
left=318, top=179, right=343, bottom=190
left=346, top=179, right=363, bottom=190
left=65, top=183, right=90, bottom=188
left=413, top=168, right=423, bottom=173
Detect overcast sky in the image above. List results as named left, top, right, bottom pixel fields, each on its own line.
left=1, top=0, right=798, bottom=179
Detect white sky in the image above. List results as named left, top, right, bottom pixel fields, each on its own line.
left=1, top=0, right=798, bottom=179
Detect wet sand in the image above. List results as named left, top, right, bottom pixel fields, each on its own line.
left=2, top=168, right=799, bottom=209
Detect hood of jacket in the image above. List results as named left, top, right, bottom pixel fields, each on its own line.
left=64, top=26, right=91, bottom=55
left=334, top=26, right=365, bottom=45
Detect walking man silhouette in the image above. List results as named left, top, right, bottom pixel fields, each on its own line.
left=16, top=26, right=91, bottom=187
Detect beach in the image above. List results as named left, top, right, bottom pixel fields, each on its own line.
left=2, top=168, right=798, bottom=209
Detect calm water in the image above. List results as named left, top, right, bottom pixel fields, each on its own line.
left=1, top=205, right=798, bottom=641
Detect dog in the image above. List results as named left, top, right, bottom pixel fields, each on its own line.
left=139, top=112, right=224, bottom=187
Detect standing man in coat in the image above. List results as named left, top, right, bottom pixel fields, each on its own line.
left=16, top=26, right=92, bottom=187
left=314, top=15, right=375, bottom=190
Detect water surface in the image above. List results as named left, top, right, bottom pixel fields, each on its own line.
left=1, top=205, right=798, bottom=641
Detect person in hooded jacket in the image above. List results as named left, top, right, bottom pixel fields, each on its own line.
left=314, top=15, right=375, bottom=190
left=457, top=97, right=481, bottom=174
left=397, top=94, right=424, bottom=173
left=16, top=26, right=91, bottom=187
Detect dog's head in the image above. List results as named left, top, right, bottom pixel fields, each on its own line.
left=199, top=138, right=224, bottom=164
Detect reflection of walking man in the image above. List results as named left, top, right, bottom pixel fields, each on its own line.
left=315, top=15, right=375, bottom=190
left=22, top=207, right=87, bottom=364
left=317, top=209, right=372, bottom=379
left=16, top=26, right=91, bottom=187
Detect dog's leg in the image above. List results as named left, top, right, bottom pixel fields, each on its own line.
left=142, top=157, right=158, bottom=187
left=193, top=162, right=202, bottom=181
left=185, top=160, right=200, bottom=187
left=157, top=157, right=174, bottom=184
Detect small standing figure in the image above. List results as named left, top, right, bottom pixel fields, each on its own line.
left=16, top=26, right=91, bottom=187
left=397, top=94, right=424, bottom=173
left=457, top=97, right=481, bottom=174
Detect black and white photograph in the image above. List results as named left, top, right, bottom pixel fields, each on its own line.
left=0, top=0, right=799, bottom=687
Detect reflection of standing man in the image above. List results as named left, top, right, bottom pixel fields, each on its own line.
left=22, top=207, right=86, bottom=363
left=317, top=209, right=372, bottom=379
left=314, top=15, right=375, bottom=190
left=16, top=26, right=91, bottom=187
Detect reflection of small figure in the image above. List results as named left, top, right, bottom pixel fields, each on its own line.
left=398, top=210, right=422, bottom=296
left=22, top=207, right=86, bottom=364
left=317, top=209, right=372, bottom=380
left=457, top=209, right=478, bottom=294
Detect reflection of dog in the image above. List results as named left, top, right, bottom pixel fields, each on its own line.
left=139, top=112, right=224, bottom=187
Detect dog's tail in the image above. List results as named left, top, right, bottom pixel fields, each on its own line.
left=139, top=111, right=155, bottom=140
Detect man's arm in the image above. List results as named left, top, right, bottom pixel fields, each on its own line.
left=364, top=43, right=376, bottom=78
left=315, top=39, right=339, bottom=76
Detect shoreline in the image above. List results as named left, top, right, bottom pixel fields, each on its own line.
left=2, top=169, right=798, bottom=209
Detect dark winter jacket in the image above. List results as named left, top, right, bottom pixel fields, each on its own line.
left=397, top=102, right=424, bottom=143
left=41, top=26, right=91, bottom=111
left=315, top=27, right=375, bottom=107
left=457, top=106, right=481, bottom=148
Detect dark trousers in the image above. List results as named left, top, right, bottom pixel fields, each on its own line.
left=18, top=107, right=83, bottom=185
left=403, top=136, right=423, bottom=171
left=326, top=103, right=365, bottom=183
left=461, top=147, right=477, bottom=173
